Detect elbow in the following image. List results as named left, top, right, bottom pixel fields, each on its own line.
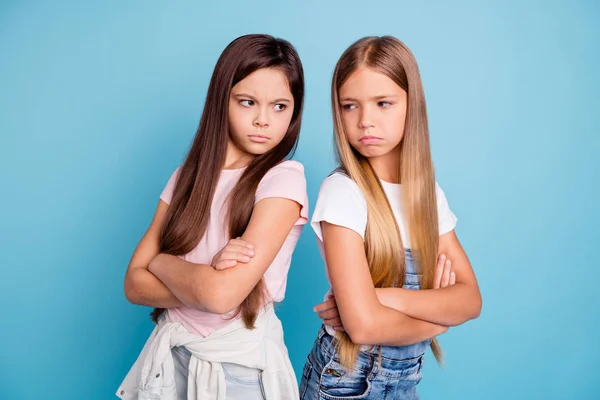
left=347, top=331, right=373, bottom=346
left=451, top=292, right=482, bottom=326
left=345, top=317, right=378, bottom=346
left=189, top=284, right=238, bottom=315
left=124, top=275, right=143, bottom=305
left=471, top=293, right=483, bottom=320
left=467, top=289, right=482, bottom=321
left=341, top=303, right=386, bottom=345
left=203, top=296, right=236, bottom=315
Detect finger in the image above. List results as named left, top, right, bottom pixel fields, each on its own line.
left=318, top=308, right=339, bottom=321
left=223, top=245, right=255, bottom=257
left=225, top=239, right=254, bottom=250
left=219, top=251, right=251, bottom=263
left=313, top=298, right=337, bottom=313
left=215, top=260, right=237, bottom=270
left=434, top=254, right=446, bottom=289
left=441, top=259, right=451, bottom=287
left=324, top=317, right=343, bottom=327
left=450, top=271, right=456, bottom=285
left=216, top=251, right=248, bottom=263
left=229, top=238, right=254, bottom=249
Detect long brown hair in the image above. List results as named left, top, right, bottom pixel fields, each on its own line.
left=150, top=34, right=304, bottom=327
left=331, top=36, right=442, bottom=368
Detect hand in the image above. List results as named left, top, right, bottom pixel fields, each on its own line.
left=433, top=253, right=456, bottom=289
left=314, top=294, right=345, bottom=332
left=211, top=238, right=255, bottom=270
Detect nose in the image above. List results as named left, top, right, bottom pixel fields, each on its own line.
left=253, top=108, right=269, bottom=128
left=358, top=107, right=374, bottom=129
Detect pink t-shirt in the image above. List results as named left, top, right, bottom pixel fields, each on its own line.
left=159, top=160, right=309, bottom=336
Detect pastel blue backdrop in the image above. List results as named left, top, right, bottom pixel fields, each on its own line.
left=1, top=1, right=598, bottom=399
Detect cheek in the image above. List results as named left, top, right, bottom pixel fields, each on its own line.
left=383, top=113, right=406, bottom=139
left=273, top=112, right=293, bottom=136
left=228, top=115, right=240, bottom=137
left=228, top=108, right=249, bottom=135
left=341, top=114, right=358, bottom=138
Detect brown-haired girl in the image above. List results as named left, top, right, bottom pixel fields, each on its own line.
left=118, top=34, right=307, bottom=400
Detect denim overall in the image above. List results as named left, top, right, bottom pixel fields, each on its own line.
left=300, top=249, right=431, bottom=400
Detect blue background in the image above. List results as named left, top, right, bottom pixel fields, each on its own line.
left=1, top=1, right=598, bottom=398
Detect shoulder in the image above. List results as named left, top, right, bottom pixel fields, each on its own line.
left=261, top=160, right=306, bottom=182
left=160, top=166, right=182, bottom=204
left=311, top=170, right=367, bottom=240
left=319, top=171, right=364, bottom=202
left=270, top=160, right=305, bottom=173
left=255, top=161, right=308, bottom=218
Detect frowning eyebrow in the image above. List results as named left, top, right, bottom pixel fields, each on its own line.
left=340, top=95, right=400, bottom=102
left=233, top=93, right=292, bottom=104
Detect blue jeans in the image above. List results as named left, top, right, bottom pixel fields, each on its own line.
left=300, top=326, right=430, bottom=400
left=300, top=249, right=430, bottom=399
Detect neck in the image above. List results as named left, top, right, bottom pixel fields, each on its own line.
left=223, top=139, right=253, bottom=170
left=367, top=144, right=402, bottom=183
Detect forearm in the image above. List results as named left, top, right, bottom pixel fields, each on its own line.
left=149, top=254, right=221, bottom=312
left=354, top=304, right=448, bottom=346
left=124, top=268, right=184, bottom=308
left=376, top=283, right=482, bottom=326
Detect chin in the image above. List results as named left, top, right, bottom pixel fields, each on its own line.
left=354, top=147, right=386, bottom=158
left=241, top=143, right=274, bottom=156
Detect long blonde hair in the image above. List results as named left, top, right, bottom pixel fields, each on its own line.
left=331, top=36, right=442, bottom=368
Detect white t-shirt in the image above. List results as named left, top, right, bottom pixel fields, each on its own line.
left=311, top=171, right=458, bottom=281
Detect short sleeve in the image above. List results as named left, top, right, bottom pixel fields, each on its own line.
left=436, top=182, right=458, bottom=235
left=311, top=173, right=368, bottom=241
left=255, top=160, right=309, bottom=225
left=160, top=167, right=181, bottom=205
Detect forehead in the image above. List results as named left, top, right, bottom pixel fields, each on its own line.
left=339, top=67, right=402, bottom=98
left=232, top=68, right=292, bottom=96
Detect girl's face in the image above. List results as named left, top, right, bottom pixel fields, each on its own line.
left=228, top=68, right=294, bottom=158
left=338, top=67, right=407, bottom=161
